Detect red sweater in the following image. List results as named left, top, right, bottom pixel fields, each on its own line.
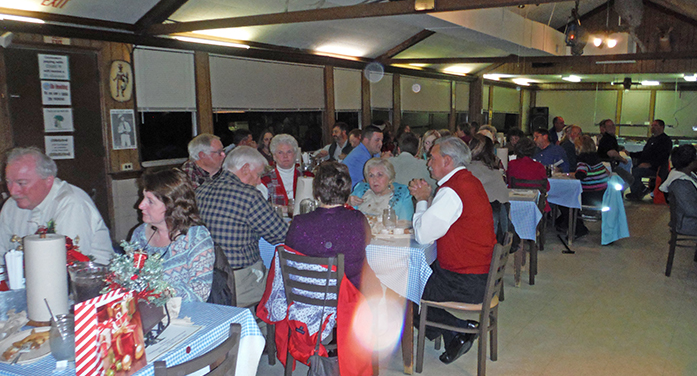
left=507, top=156, right=551, bottom=212
left=437, top=169, right=496, bottom=274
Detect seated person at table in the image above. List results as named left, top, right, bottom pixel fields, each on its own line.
left=389, top=132, right=437, bottom=192
left=131, top=168, right=214, bottom=302
left=533, top=128, right=570, bottom=173
left=349, top=158, right=414, bottom=221
left=416, top=130, right=441, bottom=160
left=507, top=137, right=550, bottom=212
left=196, top=146, right=288, bottom=308
left=343, top=125, right=383, bottom=189
left=557, top=136, right=610, bottom=239
left=181, top=133, right=226, bottom=189
left=505, top=127, right=525, bottom=155
left=261, top=134, right=312, bottom=206
left=597, top=119, right=634, bottom=185
left=659, top=145, right=697, bottom=236
left=285, top=162, right=374, bottom=289
left=466, top=135, right=508, bottom=205
left=559, top=125, right=582, bottom=170
left=626, top=119, right=673, bottom=201
left=408, top=136, right=497, bottom=365
left=0, top=147, right=113, bottom=264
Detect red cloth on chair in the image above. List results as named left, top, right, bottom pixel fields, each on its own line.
left=653, top=174, right=667, bottom=205
left=257, top=247, right=374, bottom=376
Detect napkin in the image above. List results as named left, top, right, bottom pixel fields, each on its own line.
left=4, top=250, right=24, bottom=290
left=294, top=177, right=314, bottom=215
left=496, top=148, right=509, bottom=171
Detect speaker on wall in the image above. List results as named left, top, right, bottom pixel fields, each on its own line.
left=530, top=107, right=549, bottom=131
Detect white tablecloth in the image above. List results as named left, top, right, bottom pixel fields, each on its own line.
left=260, top=237, right=436, bottom=305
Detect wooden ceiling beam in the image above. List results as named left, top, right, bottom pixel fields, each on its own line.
left=375, top=30, right=435, bottom=61
left=387, top=50, right=697, bottom=65
left=0, top=6, right=135, bottom=31
left=135, top=0, right=191, bottom=33
left=147, top=0, right=568, bottom=35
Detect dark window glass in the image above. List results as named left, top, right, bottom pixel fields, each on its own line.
left=139, top=112, right=193, bottom=162
left=213, top=111, right=323, bottom=151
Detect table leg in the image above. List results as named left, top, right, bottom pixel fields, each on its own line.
left=514, top=245, right=522, bottom=287
left=568, top=208, right=576, bottom=246
left=401, top=301, right=414, bottom=374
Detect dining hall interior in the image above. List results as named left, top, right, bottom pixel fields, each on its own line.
left=0, top=0, right=696, bottom=375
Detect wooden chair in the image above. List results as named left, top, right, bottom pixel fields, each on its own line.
left=153, top=323, right=241, bottom=376
left=665, top=191, right=697, bottom=277
left=509, top=177, right=548, bottom=285
left=415, top=233, right=513, bottom=376
left=276, top=246, right=344, bottom=376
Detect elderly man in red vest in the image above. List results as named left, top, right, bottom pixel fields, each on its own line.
left=408, top=136, right=497, bottom=365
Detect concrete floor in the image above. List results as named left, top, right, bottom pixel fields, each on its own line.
left=256, top=198, right=697, bottom=376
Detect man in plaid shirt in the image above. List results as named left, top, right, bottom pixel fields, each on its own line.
left=196, top=146, right=288, bottom=308
left=181, top=134, right=225, bottom=188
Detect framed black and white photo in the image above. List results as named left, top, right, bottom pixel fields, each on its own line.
left=110, top=109, right=137, bottom=150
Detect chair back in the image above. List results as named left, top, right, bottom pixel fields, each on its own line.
left=483, top=232, right=513, bottom=314
left=509, top=177, right=548, bottom=213
left=154, top=323, right=241, bottom=376
left=276, top=245, right=344, bottom=308
left=668, top=190, right=679, bottom=233
left=207, top=244, right=237, bottom=307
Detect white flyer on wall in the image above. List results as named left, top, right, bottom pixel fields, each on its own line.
left=38, top=54, right=70, bottom=80
left=41, top=81, right=71, bottom=105
left=45, top=136, right=75, bottom=160
left=43, top=108, right=74, bottom=132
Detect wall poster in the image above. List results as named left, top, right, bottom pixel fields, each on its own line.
left=38, top=54, right=70, bottom=80
left=41, top=81, right=71, bottom=105
left=45, top=136, right=75, bottom=160
left=43, top=108, right=74, bottom=132
left=110, top=109, right=137, bottom=150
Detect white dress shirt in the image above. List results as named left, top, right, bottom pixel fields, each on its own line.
left=412, top=166, right=466, bottom=245
left=0, top=178, right=113, bottom=264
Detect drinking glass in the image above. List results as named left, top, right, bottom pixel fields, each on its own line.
left=287, top=198, right=295, bottom=219
left=49, top=314, right=75, bottom=362
left=68, top=262, right=107, bottom=303
left=383, top=208, right=397, bottom=233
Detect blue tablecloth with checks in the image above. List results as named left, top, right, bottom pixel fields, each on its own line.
left=0, top=303, right=262, bottom=376
left=509, top=200, right=542, bottom=241
left=260, top=238, right=436, bottom=305
left=548, top=177, right=582, bottom=209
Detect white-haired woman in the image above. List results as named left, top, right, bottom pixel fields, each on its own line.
left=348, top=158, right=414, bottom=221
left=261, top=134, right=312, bottom=206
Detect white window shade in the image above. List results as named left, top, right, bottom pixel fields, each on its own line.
left=134, top=48, right=196, bottom=110
left=370, top=73, right=393, bottom=109
left=492, top=86, right=520, bottom=113
left=655, top=90, right=697, bottom=138
left=620, top=91, right=651, bottom=126
left=334, top=68, right=361, bottom=111
left=455, top=82, right=470, bottom=111
left=210, top=55, right=324, bottom=110
left=536, top=90, right=617, bottom=134
left=401, top=77, right=450, bottom=112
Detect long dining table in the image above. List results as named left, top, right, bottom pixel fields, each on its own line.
left=548, top=174, right=583, bottom=245
left=0, top=302, right=265, bottom=376
left=260, top=236, right=436, bottom=374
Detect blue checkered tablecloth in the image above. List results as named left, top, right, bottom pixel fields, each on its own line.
left=260, top=238, right=436, bottom=305
left=509, top=200, right=542, bottom=241
left=0, top=303, right=262, bottom=376
left=548, top=177, right=582, bottom=209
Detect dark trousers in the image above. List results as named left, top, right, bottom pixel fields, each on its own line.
left=416, top=261, right=487, bottom=344
left=629, top=166, right=656, bottom=196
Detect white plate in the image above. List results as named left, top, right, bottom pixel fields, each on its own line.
left=0, top=327, right=51, bottom=365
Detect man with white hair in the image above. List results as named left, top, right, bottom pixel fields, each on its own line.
left=181, top=133, right=225, bottom=188
left=0, top=147, right=113, bottom=264
left=196, top=146, right=288, bottom=307
left=261, top=134, right=312, bottom=206
left=408, top=136, right=496, bottom=365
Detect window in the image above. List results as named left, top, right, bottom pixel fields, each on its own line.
left=139, top=111, right=196, bottom=165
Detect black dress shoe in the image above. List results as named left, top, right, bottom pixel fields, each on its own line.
left=439, top=333, right=476, bottom=364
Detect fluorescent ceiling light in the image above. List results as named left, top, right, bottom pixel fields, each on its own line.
left=0, top=14, right=44, bottom=23
left=483, top=74, right=513, bottom=81
left=409, top=63, right=427, bottom=67
left=173, top=36, right=249, bottom=49
left=562, top=75, right=581, bottom=82
left=684, top=74, right=697, bottom=82
left=193, top=29, right=251, bottom=41
left=443, top=65, right=472, bottom=75
left=640, top=80, right=660, bottom=86
left=512, top=78, right=532, bottom=86
left=315, top=45, right=365, bottom=58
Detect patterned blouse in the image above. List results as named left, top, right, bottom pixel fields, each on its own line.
left=575, top=153, right=610, bottom=192
left=131, top=224, right=214, bottom=303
